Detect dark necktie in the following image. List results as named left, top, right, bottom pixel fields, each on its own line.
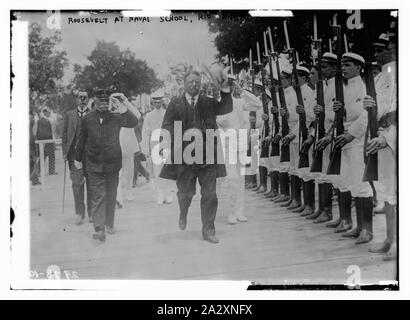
left=191, top=97, right=198, bottom=124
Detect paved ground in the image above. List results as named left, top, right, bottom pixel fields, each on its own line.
left=30, top=148, right=397, bottom=285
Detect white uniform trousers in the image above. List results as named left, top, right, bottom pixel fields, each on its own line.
left=375, top=146, right=397, bottom=205
left=225, top=150, right=246, bottom=216
left=297, top=148, right=315, bottom=182
left=289, top=142, right=299, bottom=176
left=337, top=144, right=373, bottom=197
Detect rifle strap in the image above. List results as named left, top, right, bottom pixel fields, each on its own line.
left=363, top=122, right=370, bottom=164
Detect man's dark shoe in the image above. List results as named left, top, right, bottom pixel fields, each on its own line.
left=92, top=230, right=106, bottom=242
left=179, top=216, right=187, bottom=230
left=355, top=229, right=373, bottom=245
left=341, top=227, right=361, bottom=238
left=334, top=220, right=353, bottom=233
left=280, top=199, right=293, bottom=207
left=326, top=218, right=341, bottom=228
left=314, top=211, right=332, bottom=223
left=106, top=227, right=116, bottom=234
left=203, top=235, right=219, bottom=244
left=287, top=201, right=302, bottom=210
left=274, top=195, right=290, bottom=203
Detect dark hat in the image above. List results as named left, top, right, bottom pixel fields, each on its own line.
left=93, top=88, right=112, bottom=99
left=372, top=33, right=390, bottom=49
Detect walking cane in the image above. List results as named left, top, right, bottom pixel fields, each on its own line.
left=62, top=160, right=67, bottom=215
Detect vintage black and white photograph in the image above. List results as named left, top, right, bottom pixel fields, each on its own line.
left=10, top=8, right=398, bottom=289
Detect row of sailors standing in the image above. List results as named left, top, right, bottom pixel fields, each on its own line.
left=241, top=32, right=397, bottom=261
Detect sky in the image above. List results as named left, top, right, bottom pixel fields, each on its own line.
left=19, top=11, right=219, bottom=83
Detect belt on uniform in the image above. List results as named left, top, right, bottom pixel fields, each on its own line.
left=378, top=111, right=396, bottom=129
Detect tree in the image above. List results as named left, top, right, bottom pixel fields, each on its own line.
left=72, top=41, right=162, bottom=97
left=29, top=23, right=68, bottom=109
left=207, top=10, right=395, bottom=71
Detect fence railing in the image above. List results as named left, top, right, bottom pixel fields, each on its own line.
left=34, top=138, right=61, bottom=189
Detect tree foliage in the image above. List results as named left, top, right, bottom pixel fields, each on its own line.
left=72, top=41, right=162, bottom=96
left=28, top=23, right=68, bottom=107
left=207, top=10, right=395, bottom=72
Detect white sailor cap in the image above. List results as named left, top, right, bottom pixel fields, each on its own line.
left=342, top=52, right=365, bottom=65
left=296, top=65, right=310, bottom=77
left=321, top=52, right=338, bottom=63
left=253, top=78, right=263, bottom=87
left=372, top=33, right=390, bottom=48
left=151, top=88, right=165, bottom=100
left=281, top=68, right=293, bottom=77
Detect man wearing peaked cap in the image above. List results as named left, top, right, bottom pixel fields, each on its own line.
left=246, top=77, right=270, bottom=194
left=363, top=32, right=397, bottom=260
left=309, top=52, right=338, bottom=224
left=328, top=52, right=376, bottom=244
left=256, top=82, right=274, bottom=195
left=74, top=89, right=139, bottom=242
left=272, top=69, right=294, bottom=204
left=263, top=78, right=281, bottom=200
left=283, top=64, right=316, bottom=213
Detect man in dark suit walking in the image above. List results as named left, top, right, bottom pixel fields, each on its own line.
left=74, top=89, right=138, bottom=242
left=160, top=67, right=233, bottom=244
left=62, top=91, right=92, bottom=225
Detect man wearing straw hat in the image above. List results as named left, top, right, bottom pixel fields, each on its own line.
left=141, top=88, right=174, bottom=205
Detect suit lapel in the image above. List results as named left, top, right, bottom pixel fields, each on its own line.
left=73, top=111, right=79, bottom=131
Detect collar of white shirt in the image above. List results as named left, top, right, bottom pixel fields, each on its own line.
left=347, top=75, right=362, bottom=85
left=185, top=93, right=199, bottom=107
